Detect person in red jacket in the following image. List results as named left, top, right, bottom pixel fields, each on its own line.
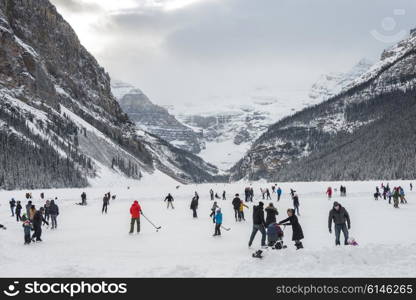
left=129, top=200, right=142, bottom=234
left=326, top=187, right=333, bottom=200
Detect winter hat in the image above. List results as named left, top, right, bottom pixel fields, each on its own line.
left=216, top=208, right=221, bottom=212
left=259, top=201, right=264, bottom=207
left=235, top=194, right=239, bottom=196
left=333, top=201, right=340, bottom=208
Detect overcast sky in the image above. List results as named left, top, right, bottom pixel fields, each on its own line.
left=50, top=0, right=416, bottom=106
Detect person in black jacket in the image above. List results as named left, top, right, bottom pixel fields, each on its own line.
left=232, top=194, right=241, bottom=221
left=278, top=208, right=304, bottom=249
left=81, top=192, right=87, bottom=205
left=165, top=193, right=174, bottom=209
left=265, top=203, right=278, bottom=226
left=328, top=201, right=351, bottom=245
left=9, top=198, right=16, bottom=217
left=49, top=200, right=59, bottom=229
left=32, top=207, right=48, bottom=242
left=15, top=201, right=22, bottom=222
left=102, top=194, right=109, bottom=214
left=292, top=194, right=300, bottom=216
left=248, top=202, right=266, bottom=247
left=190, top=193, right=198, bottom=218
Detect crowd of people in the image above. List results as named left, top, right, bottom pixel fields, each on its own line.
left=374, top=183, right=408, bottom=208
left=2, top=181, right=411, bottom=255
left=5, top=193, right=60, bottom=245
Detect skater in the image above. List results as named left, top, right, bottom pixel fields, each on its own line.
left=213, top=208, right=222, bottom=236
left=222, top=191, right=226, bottom=200
left=266, top=188, right=271, bottom=200
left=29, top=205, right=36, bottom=221
left=190, top=194, right=198, bottom=218
left=290, top=189, right=296, bottom=198
left=238, top=200, right=249, bottom=221
left=129, top=200, right=142, bottom=234
left=244, top=187, right=250, bottom=202
left=209, top=189, right=214, bottom=201
left=261, top=188, right=266, bottom=200
left=102, top=194, right=109, bottom=214
left=265, top=202, right=278, bottom=226
left=49, top=200, right=59, bottom=229
left=326, top=187, right=332, bottom=200
left=278, top=208, right=304, bottom=249
left=271, top=185, right=276, bottom=193
left=25, top=200, right=32, bottom=218
left=44, top=200, right=51, bottom=222
left=32, top=207, right=48, bottom=242
left=164, top=193, right=175, bottom=209
left=393, top=188, right=400, bottom=208
left=276, top=187, right=282, bottom=201
left=232, top=194, right=241, bottom=221
left=292, top=193, right=300, bottom=216
left=21, top=214, right=32, bottom=244
left=248, top=202, right=266, bottom=247
left=249, top=187, right=254, bottom=202
left=210, top=202, right=219, bottom=223
left=410, top=183, right=413, bottom=191
left=15, top=201, right=22, bottom=222
left=81, top=192, right=87, bottom=205
left=399, top=187, right=407, bottom=204
left=9, top=198, right=16, bottom=217
left=328, top=201, right=351, bottom=246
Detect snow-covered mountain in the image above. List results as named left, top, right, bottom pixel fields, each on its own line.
left=111, top=80, right=204, bottom=154
left=0, top=0, right=222, bottom=189
left=169, top=60, right=372, bottom=171
left=309, top=59, right=373, bottom=100
left=230, top=29, right=416, bottom=181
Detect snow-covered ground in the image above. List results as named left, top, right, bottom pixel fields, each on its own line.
left=1, top=179, right=415, bottom=277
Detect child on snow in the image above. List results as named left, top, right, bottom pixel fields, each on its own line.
left=21, top=214, right=32, bottom=245
left=213, top=208, right=222, bottom=236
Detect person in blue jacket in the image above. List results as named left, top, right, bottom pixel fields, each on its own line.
left=213, top=208, right=223, bottom=236
left=276, top=187, right=282, bottom=201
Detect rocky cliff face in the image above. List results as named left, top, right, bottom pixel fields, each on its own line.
left=111, top=80, right=204, bottom=154
left=0, top=0, right=221, bottom=189
left=230, top=30, right=416, bottom=181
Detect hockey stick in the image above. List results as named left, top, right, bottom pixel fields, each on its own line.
left=221, top=225, right=231, bottom=231
left=141, top=213, right=162, bottom=231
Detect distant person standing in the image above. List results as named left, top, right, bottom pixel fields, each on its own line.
left=328, top=201, right=351, bottom=246
left=102, top=194, right=109, bottom=214
left=209, top=189, right=214, bottom=201
left=165, top=193, right=175, bottom=209
left=293, top=193, right=300, bottom=216
left=81, top=192, right=87, bottom=205
left=129, top=200, right=142, bottom=234
left=232, top=194, right=241, bottom=222
left=276, top=187, right=282, bottom=201
left=266, top=188, right=271, bottom=200
left=49, top=200, right=59, bottom=229
left=326, top=187, right=333, bottom=200
left=222, top=191, right=226, bottom=200
left=410, top=183, right=413, bottom=191
left=213, top=208, right=223, bottom=236
left=15, top=201, right=22, bottom=222
left=190, top=194, right=199, bottom=218
left=9, top=198, right=16, bottom=217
